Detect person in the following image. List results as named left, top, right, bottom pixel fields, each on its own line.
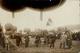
left=60, top=32, right=67, bottom=49
left=56, top=33, right=61, bottom=39
left=72, top=32, right=76, bottom=40
left=25, top=35, right=29, bottom=47
left=40, top=37, right=45, bottom=47
left=4, top=33, right=9, bottom=50
left=44, top=36, right=47, bottom=45
left=35, top=36, right=41, bottom=47
left=77, top=32, right=80, bottom=40
left=15, top=33, right=21, bottom=47
left=0, top=24, right=5, bottom=48
left=49, top=33, right=56, bottom=48
left=66, top=31, right=72, bottom=49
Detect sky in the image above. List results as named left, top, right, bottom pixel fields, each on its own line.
left=0, top=0, right=80, bottom=31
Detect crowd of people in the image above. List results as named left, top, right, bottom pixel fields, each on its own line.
left=0, top=23, right=80, bottom=51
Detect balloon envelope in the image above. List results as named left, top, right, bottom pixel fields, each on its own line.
left=0, top=0, right=65, bottom=11
left=26, top=0, right=66, bottom=10
left=1, top=0, right=27, bottom=12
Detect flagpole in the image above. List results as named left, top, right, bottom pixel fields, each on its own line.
left=12, top=12, right=15, bottom=18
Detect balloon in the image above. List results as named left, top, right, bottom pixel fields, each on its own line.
left=0, top=0, right=65, bottom=19
left=0, top=0, right=66, bottom=11
left=0, top=0, right=27, bottom=18
left=1, top=0, right=26, bottom=12
left=26, top=0, right=65, bottom=10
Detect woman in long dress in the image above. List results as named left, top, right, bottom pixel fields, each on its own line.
left=60, top=32, right=67, bottom=49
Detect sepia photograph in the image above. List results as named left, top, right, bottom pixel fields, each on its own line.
left=0, top=0, right=80, bottom=53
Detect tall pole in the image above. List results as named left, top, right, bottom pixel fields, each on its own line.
left=12, top=12, right=15, bottom=18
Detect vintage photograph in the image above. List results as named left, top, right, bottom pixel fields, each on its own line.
left=0, top=0, right=80, bottom=53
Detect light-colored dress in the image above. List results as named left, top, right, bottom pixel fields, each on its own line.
left=5, top=35, right=9, bottom=44
left=60, top=34, right=67, bottom=43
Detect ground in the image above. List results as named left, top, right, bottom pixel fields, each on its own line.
left=0, top=40, right=80, bottom=53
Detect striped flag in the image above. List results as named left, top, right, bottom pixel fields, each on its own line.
left=46, top=18, right=53, bottom=26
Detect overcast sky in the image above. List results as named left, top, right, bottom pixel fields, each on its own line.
left=0, top=0, right=80, bottom=31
